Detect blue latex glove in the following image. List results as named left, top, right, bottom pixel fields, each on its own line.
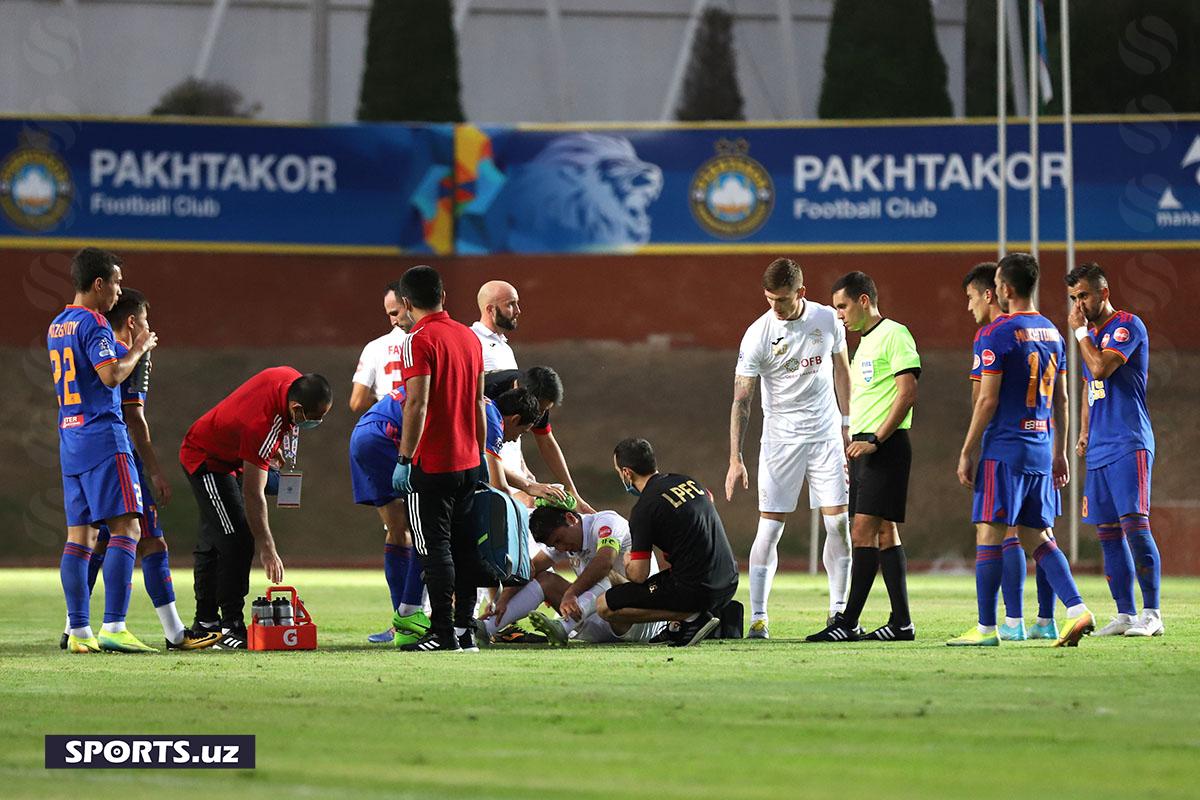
left=391, top=460, right=412, bottom=494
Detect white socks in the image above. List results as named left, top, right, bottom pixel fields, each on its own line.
left=69, top=625, right=94, bottom=639
left=100, top=621, right=126, bottom=633
left=749, top=518, right=786, bottom=621
left=1004, top=616, right=1023, bottom=628
left=156, top=602, right=186, bottom=644
left=485, top=580, right=544, bottom=636
left=1066, top=603, right=1089, bottom=619
left=822, top=513, right=851, bottom=614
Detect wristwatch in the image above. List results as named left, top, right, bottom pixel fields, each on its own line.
left=863, top=434, right=880, bottom=446
left=398, top=455, right=412, bottom=466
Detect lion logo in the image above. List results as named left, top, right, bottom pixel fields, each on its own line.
left=478, top=134, right=663, bottom=253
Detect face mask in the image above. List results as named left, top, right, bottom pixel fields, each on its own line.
left=620, top=471, right=641, bottom=497
left=293, top=406, right=323, bottom=430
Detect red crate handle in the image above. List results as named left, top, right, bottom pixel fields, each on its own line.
left=265, top=585, right=311, bottom=624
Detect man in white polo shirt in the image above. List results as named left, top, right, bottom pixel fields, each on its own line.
left=471, top=280, right=520, bottom=372
left=726, top=258, right=853, bottom=639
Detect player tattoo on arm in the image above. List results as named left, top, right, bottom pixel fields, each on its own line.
left=725, top=375, right=756, bottom=501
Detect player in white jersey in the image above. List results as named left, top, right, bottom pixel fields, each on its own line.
left=350, top=281, right=410, bottom=412
left=349, top=281, right=421, bottom=644
left=726, top=258, right=853, bottom=639
left=482, top=507, right=665, bottom=645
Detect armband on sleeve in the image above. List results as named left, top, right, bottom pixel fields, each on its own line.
left=596, top=536, right=621, bottom=554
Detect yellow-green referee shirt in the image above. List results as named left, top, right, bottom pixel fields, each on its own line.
left=849, top=318, right=921, bottom=436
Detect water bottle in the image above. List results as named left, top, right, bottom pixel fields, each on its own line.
left=130, top=351, right=152, bottom=394
left=252, top=596, right=273, bottom=626
left=272, top=596, right=294, bottom=627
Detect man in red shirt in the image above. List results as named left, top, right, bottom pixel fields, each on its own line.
left=180, top=368, right=332, bottom=648
left=390, top=265, right=487, bottom=652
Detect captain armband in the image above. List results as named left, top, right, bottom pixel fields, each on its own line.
left=597, top=536, right=621, bottom=554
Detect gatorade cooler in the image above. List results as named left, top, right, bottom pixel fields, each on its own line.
left=248, top=585, right=317, bottom=651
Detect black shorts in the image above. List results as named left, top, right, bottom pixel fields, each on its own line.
left=604, top=570, right=737, bottom=615
left=848, top=429, right=912, bottom=523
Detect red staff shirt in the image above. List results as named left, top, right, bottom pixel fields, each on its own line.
left=180, top=366, right=300, bottom=475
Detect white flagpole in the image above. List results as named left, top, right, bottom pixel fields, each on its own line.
left=997, top=0, right=1008, bottom=257
left=1060, top=0, right=1080, bottom=562
left=1028, top=0, right=1039, bottom=261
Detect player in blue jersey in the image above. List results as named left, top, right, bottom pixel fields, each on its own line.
left=951, top=253, right=1094, bottom=647
left=47, top=248, right=159, bottom=653
left=1066, top=263, right=1162, bottom=637
left=963, top=264, right=1058, bottom=640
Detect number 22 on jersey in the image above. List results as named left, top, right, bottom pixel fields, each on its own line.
left=1025, top=352, right=1056, bottom=409
left=50, top=346, right=82, bottom=406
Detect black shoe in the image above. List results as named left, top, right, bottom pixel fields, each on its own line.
left=668, top=613, right=720, bottom=648
left=212, top=624, right=248, bottom=650
left=167, top=627, right=222, bottom=650
left=399, top=630, right=462, bottom=653
left=457, top=625, right=480, bottom=653
left=806, top=613, right=861, bottom=642
left=860, top=619, right=915, bottom=641
left=648, top=622, right=679, bottom=645
left=493, top=623, right=548, bottom=644
left=59, top=633, right=69, bottom=650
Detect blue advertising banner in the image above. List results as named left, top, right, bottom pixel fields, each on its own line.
left=0, top=117, right=454, bottom=254
left=454, top=117, right=1200, bottom=254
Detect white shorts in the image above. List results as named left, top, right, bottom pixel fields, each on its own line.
left=758, top=438, right=848, bottom=513
left=499, top=439, right=529, bottom=482
left=572, top=615, right=665, bottom=644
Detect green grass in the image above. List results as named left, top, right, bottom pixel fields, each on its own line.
left=1, top=569, right=1198, bottom=799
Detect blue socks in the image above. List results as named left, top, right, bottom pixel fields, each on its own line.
left=61, top=542, right=93, bottom=629
left=88, top=528, right=110, bottom=593
left=1000, top=537, right=1026, bottom=619
left=1033, top=540, right=1083, bottom=609
left=383, top=543, right=407, bottom=612
left=1097, top=523, right=1136, bottom=616
left=975, top=545, right=1003, bottom=627
left=141, top=550, right=175, bottom=608
left=1122, top=515, right=1161, bottom=609
left=102, top=535, right=138, bottom=624
left=401, top=546, right=425, bottom=607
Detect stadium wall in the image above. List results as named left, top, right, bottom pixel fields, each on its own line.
left=7, top=247, right=1199, bottom=573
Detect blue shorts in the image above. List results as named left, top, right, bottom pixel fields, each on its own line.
left=972, top=459, right=1060, bottom=530
left=62, top=453, right=144, bottom=527
left=1083, top=450, right=1152, bottom=524
left=349, top=420, right=404, bottom=507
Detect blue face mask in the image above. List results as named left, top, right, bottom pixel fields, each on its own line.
left=293, top=406, right=323, bottom=430
left=620, top=471, right=641, bottom=497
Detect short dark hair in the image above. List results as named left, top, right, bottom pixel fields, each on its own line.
left=287, top=373, right=333, bottom=415
left=997, top=252, right=1039, bottom=299
left=71, top=247, right=121, bottom=292
left=104, top=287, right=148, bottom=331
left=830, top=271, right=877, bottom=305
left=1065, top=262, right=1108, bottom=291
left=398, top=265, right=443, bottom=310
left=962, top=262, right=998, bottom=294
left=614, top=437, right=657, bottom=476
left=520, top=366, right=564, bottom=407
left=494, top=387, right=540, bottom=424
left=762, top=258, right=803, bottom=292
left=528, top=506, right=571, bottom=544
left=385, top=279, right=403, bottom=297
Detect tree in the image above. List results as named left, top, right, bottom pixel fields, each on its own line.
left=357, top=0, right=465, bottom=122
left=676, top=6, right=745, bottom=121
left=818, top=0, right=952, bottom=119
left=151, top=78, right=260, bottom=118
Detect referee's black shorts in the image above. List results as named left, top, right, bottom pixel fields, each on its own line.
left=848, top=429, right=912, bottom=523
left=605, top=569, right=737, bottom=615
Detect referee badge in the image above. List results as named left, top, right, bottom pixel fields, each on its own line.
left=861, top=360, right=874, bottom=383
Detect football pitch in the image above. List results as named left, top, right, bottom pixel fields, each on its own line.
left=1, top=569, right=1197, bottom=800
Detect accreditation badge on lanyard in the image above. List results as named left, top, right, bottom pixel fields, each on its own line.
left=277, top=428, right=302, bottom=508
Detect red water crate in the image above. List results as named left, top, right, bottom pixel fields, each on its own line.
left=248, top=585, right=317, bottom=651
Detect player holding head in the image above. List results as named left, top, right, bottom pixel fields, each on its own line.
left=808, top=272, right=919, bottom=642
left=963, top=264, right=1059, bottom=641
left=950, top=253, right=1094, bottom=647
left=49, top=248, right=160, bottom=653
left=727, top=258, right=852, bottom=639
left=515, top=506, right=666, bottom=645
left=1066, top=263, right=1161, bottom=637
left=596, top=438, right=738, bottom=647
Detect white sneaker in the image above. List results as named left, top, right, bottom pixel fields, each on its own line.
left=748, top=619, right=769, bottom=639
left=1094, top=615, right=1135, bottom=636
left=1124, top=610, right=1164, bottom=637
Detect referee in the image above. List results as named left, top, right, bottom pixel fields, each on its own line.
left=390, top=265, right=487, bottom=653
left=807, top=272, right=920, bottom=643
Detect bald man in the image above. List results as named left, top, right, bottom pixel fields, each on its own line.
left=472, top=280, right=520, bottom=372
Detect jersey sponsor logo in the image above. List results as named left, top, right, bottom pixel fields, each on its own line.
left=61, top=414, right=84, bottom=429
left=809, top=329, right=824, bottom=345
left=1086, top=379, right=1106, bottom=407
left=97, top=337, right=116, bottom=360
left=861, top=359, right=874, bottom=383
left=981, top=349, right=996, bottom=367
left=1113, top=326, right=1130, bottom=343
left=598, top=526, right=612, bottom=537
left=1020, top=418, right=1049, bottom=432
left=1101, top=334, right=1111, bottom=348
left=972, top=353, right=981, bottom=370
left=689, top=139, right=774, bottom=239
left=784, top=357, right=800, bottom=372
